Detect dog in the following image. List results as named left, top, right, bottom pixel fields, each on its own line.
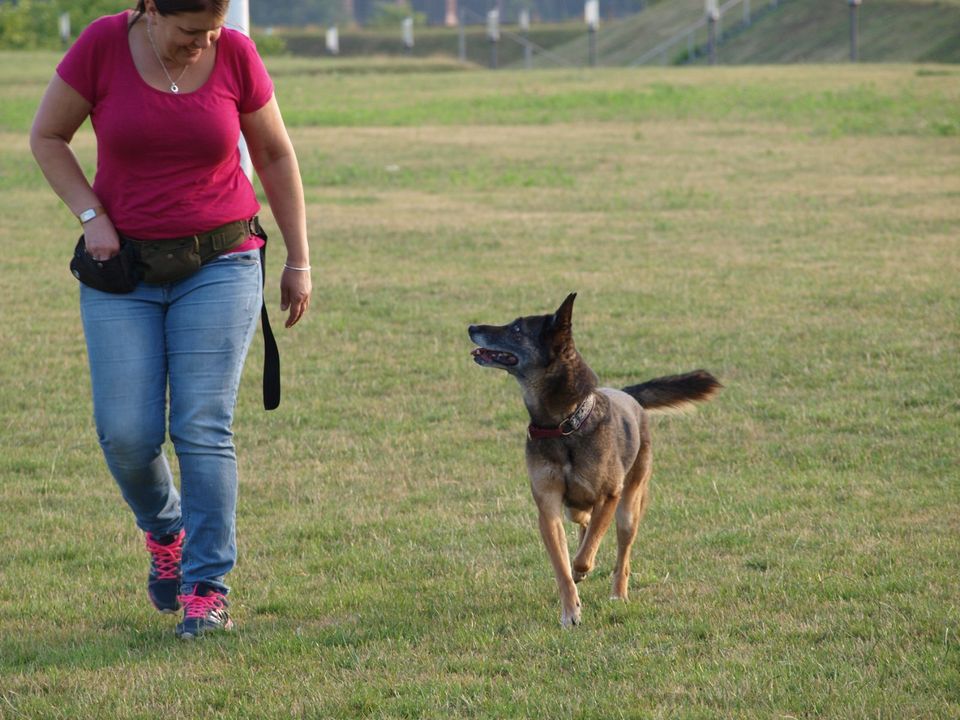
left=468, top=293, right=721, bottom=627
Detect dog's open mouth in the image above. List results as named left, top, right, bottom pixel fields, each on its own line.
left=472, top=347, right=519, bottom=367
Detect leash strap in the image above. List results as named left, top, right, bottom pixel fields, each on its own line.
left=251, top=218, right=281, bottom=410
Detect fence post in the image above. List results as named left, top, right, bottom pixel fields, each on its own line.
left=585, top=0, right=599, bottom=67
left=706, top=0, right=719, bottom=65
left=487, top=9, right=500, bottom=69
left=519, top=9, right=532, bottom=69
left=848, top=0, right=862, bottom=62
left=58, top=12, right=71, bottom=45
left=402, top=17, right=414, bottom=55
left=325, top=25, right=339, bottom=55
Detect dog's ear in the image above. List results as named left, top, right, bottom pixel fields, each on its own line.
left=546, top=293, right=577, bottom=352
left=553, top=293, right=577, bottom=331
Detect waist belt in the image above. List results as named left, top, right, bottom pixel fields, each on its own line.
left=122, top=219, right=254, bottom=285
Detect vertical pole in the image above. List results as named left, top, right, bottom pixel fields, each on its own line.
left=226, top=0, right=252, bottom=178
left=706, top=0, right=719, bottom=66
left=849, top=0, right=861, bottom=62
left=487, top=9, right=499, bottom=70
left=458, top=8, right=466, bottom=63
left=445, top=0, right=459, bottom=26
left=402, top=17, right=414, bottom=55
left=585, top=0, right=599, bottom=67
left=58, top=12, right=72, bottom=46
left=707, top=16, right=717, bottom=65
left=326, top=25, right=340, bottom=55
left=519, top=9, right=532, bottom=69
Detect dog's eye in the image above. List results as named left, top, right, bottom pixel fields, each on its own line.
left=512, top=323, right=521, bottom=334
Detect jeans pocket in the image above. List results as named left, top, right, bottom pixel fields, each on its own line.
left=214, top=250, right=260, bottom=267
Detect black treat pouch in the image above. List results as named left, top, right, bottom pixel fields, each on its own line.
left=70, top=236, right=141, bottom=294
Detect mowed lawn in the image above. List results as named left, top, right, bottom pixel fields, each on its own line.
left=0, top=54, right=958, bottom=718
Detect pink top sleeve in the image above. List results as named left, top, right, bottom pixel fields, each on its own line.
left=56, top=14, right=111, bottom=105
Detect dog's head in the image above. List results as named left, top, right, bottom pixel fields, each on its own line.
left=468, top=293, right=577, bottom=377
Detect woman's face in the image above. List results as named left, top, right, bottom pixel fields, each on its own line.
left=149, top=4, right=224, bottom=65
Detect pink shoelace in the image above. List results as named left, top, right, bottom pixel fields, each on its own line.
left=179, top=590, right=228, bottom=620
left=145, top=531, right=184, bottom=580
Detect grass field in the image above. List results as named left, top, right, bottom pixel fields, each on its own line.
left=1, top=54, right=959, bottom=718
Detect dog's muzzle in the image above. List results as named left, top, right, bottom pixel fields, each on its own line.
left=471, top=347, right=519, bottom=367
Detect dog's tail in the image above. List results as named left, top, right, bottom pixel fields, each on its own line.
left=622, top=370, right=722, bottom=414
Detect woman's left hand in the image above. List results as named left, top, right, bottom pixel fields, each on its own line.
left=280, top=266, right=311, bottom=328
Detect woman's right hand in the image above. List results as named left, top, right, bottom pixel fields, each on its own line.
left=81, top=214, right=121, bottom=261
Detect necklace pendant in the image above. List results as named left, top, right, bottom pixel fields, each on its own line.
left=170, top=82, right=180, bottom=93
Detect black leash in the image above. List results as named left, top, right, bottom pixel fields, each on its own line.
left=251, top=218, right=280, bottom=410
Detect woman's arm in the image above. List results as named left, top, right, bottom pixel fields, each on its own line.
left=30, top=75, right=119, bottom=259
left=241, top=95, right=311, bottom=328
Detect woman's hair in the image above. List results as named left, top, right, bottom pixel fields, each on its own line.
left=130, top=0, right=229, bottom=25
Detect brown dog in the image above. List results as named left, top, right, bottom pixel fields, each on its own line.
left=468, top=293, right=720, bottom=627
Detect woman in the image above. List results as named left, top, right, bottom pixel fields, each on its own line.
left=30, top=0, right=311, bottom=639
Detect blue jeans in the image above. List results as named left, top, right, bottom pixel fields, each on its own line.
left=80, top=250, right=262, bottom=596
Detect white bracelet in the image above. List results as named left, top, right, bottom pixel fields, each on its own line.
left=283, top=263, right=311, bottom=272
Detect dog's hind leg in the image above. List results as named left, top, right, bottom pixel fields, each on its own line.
left=611, top=443, right=652, bottom=600
left=567, top=508, right=592, bottom=555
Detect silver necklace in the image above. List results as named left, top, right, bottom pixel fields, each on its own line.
left=146, top=22, right=188, bottom=93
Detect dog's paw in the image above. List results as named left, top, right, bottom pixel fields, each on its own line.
left=610, top=576, right=629, bottom=600
left=572, top=560, right=593, bottom=584
left=560, top=613, right=581, bottom=629
left=572, top=569, right=591, bottom=584
left=560, top=603, right=582, bottom=628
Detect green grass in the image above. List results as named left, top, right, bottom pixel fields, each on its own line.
left=1, top=53, right=959, bottom=718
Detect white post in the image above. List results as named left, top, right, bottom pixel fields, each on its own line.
left=848, top=0, right=862, bottom=62
left=326, top=26, right=340, bottom=55
left=58, top=13, right=71, bottom=45
left=402, top=17, right=414, bottom=53
left=519, top=9, right=532, bottom=69
left=487, top=9, right=500, bottom=69
left=585, top=0, right=599, bottom=67
left=226, top=0, right=253, bottom=178
left=705, top=0, right=719, bottom=65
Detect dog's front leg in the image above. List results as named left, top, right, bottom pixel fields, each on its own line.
left=536, top=498, right=582, bottom=628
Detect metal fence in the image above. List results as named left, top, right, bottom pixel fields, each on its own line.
left=631, top=0, right=783, bottom=66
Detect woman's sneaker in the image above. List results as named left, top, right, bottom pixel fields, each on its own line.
left=145, top=530, right=184, bottom=613
left=175, top=583, right=235, bottom=639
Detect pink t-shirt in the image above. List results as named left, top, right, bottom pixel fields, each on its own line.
left=57, top=12, right=273, bottom=247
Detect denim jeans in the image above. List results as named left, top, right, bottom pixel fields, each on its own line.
left=80, top=250, right=262, bottom=595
